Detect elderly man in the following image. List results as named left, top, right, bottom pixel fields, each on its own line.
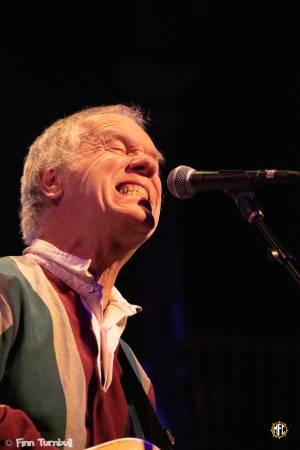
left=0, top=105, right=169, bottom=449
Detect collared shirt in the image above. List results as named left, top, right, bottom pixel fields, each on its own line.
left=23, top=239, right=142, bottom=392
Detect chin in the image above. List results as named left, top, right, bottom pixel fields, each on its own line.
left=110, top=204, right=159, bottom=246
left=119, top=216, right=157, bottom=249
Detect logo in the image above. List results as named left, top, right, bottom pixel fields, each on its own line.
left=270, top=421, right=288, bottom=439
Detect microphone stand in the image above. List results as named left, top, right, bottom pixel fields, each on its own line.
left=230, top=191, right=300, bottom=287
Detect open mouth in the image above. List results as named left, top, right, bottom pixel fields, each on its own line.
left=116, top=183, right=152, bottom=212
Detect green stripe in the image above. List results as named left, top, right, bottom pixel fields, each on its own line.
left=0, top=326, right=14, bottom=381
left=0, top=257, right=67, bottom=440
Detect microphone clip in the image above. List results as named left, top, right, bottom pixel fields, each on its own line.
left=230, top=191, right=300, bottom=288
left=230, top=191, right=264, bottom=224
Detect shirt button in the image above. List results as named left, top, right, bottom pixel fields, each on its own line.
left=87, top=285, right=94, bottom=293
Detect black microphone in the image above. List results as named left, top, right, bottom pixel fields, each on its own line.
left=167, top=165, right=300, bottom=199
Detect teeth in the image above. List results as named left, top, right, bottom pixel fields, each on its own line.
left=118, top=184, right=148, bottom=199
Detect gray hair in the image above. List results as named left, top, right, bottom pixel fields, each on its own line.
left=20, top=104, right=147, bottom=244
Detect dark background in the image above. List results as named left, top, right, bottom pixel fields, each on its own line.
left=1, top=11, right=300, bottom=449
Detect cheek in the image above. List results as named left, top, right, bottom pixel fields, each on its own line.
left=155, top=181, right=162, bottom=209
left=154, top=204, right=161, bottom=223
left=82, top=168, right=115, bottom=200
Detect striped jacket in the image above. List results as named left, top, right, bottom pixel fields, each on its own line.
left=0, top=255, right=153, bottom=449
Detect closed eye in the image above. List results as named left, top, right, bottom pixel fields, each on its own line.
left=108, top=145, right=127, bottom=156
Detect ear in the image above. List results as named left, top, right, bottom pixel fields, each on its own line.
left=39, top=168, right=64, bottom=205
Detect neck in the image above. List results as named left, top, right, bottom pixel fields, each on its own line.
left=38, top=230, right=135, bottom=310
left=97, top=264, right=120, bottom=310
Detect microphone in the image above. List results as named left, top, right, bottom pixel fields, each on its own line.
left=167, top=165, right=300, bottom=199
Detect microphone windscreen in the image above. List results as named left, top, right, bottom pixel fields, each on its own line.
left=167, top=165, right=194, bottom=199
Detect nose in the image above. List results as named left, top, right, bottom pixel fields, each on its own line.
left=126, top=153, right=158, bottom=178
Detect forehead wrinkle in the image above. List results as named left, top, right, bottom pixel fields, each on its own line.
left=78, top=116, right=165, bottom=163
left=78, top=127, right=112, bottom=147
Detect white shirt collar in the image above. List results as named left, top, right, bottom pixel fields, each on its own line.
left=23, top=238, right=142, bottom=391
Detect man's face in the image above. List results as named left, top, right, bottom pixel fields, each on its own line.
left=62, top=113, right=163, bottom=252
